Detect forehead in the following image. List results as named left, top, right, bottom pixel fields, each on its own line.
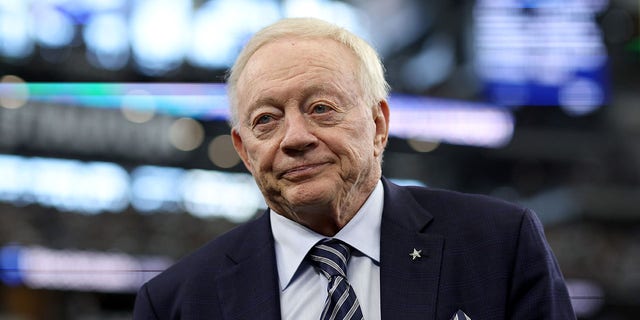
left=236, top=37, right=360, bottom=101
left=248, top=36, right=356, bottom=72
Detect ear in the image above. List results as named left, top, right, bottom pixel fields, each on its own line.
left=373, top=100, right=390, bottom=157
left=231, top=127, right=254, bottom=174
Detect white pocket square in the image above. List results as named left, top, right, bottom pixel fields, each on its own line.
left=450, top=309, right=471, bottom=320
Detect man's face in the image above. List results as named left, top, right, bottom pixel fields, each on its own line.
left=231, top=37, right=389, bottom=225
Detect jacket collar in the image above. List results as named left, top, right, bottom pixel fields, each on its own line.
left=215, top=212, right=282, bottom=320
left=380, top=177, right=444, bottom=320
left=214, top=178, right=445, bottom=320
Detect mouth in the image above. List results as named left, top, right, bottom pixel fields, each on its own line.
left=279, top=162, right=329, bottom=181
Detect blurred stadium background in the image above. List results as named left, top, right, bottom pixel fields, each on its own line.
left=0, top=0, right=638, bottom=319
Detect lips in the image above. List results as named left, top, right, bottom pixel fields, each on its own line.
left=279, top=162, right=329, bottom=181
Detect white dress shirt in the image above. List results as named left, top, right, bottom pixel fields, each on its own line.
left=270, top=180, right=384, bottom=320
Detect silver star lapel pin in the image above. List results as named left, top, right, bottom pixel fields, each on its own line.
left=450, top=310, right=471, bottom=320
left=409, top=248, right=422, bottom=260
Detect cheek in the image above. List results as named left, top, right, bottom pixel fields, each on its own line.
left=335, top=125, right=376, bottom=164
left=349, top=118, right=376, bottom=149
left=248, top=151, right=266, bottom=172
left=248, top=149, right=277, bottom=188
left=248, top=144, right=277, bottom=173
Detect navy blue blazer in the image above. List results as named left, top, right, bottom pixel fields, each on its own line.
left=134, top=178, right=575, bottom=319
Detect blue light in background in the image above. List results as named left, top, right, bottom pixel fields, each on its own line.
left=0, top=155, right=130, bottom=214
left=131, top=166, right=185, bottom=212
left=0, top=0, right=367, bottom=73
left=0, top=1, right=33, bottom=58
left=0, top=154, right=267, bottom=221
left=189, top=0, right=281, bottom=69
left=474, top=0, right=610, bottom=112
left=130, top=0, right=191, bottom=75
left=0, top=245, right=172, bottom=293
left=0, top=245, right=22, bottom=287
left=83, top=12, right=130, bottom=70
left=32, top=4, right=75, bottom=48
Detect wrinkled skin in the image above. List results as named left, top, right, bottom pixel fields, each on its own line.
left=232, top=37, right=389, bottom=236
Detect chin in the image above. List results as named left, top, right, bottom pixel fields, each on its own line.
left=282, top=180, right=337, bottom=208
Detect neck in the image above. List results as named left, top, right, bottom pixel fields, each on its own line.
left=295, top=207, right=355, bottom=237
left=274, top=177, right=379, bottom=236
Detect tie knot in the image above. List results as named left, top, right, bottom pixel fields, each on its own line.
left=308, top=239, right=351, bottom=279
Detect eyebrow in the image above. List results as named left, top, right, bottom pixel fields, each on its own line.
left=241, top=97, right=280, bottom=127
left=250, top=96, right=284, bottom=109
left=244, top=83, right=347, bottom=121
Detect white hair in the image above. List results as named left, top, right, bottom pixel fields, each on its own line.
left=226, top=17, right=390, bottom=127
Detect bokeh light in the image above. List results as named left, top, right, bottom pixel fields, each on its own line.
left=0, top=75, right=29, bottom=109
left=208, top=134, right=241, bottom=169
left=168, top=118, right=205, bottom=152
left=121, top=89, right=156, bottom=123
left=407, top=139, right=440, bottom=153
left=83, top=12, right=130, bottom=70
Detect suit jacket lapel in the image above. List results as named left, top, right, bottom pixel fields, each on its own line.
left=380, top=178, right=444, bottom=320
left=215, top=212, right=282, bottom=320
left=212, top=179, right=445, bottom=320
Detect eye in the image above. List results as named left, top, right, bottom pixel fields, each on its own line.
left=255, top=114, right=274, bottom=125
left=312, top=104, right=331, bottom=114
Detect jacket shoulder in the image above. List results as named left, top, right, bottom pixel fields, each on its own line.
left=404, top=185, right=529, bottom=221
left=135, top=212, right=271, bottom=318
left=384, top=182, right=533, bottom=242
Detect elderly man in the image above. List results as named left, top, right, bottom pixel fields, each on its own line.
left=134, top=18, right=575, bottom=320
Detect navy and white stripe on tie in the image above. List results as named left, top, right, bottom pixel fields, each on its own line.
left=308, top=239, right=364, bottom=320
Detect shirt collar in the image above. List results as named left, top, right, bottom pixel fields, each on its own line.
left=270, top=180, right=384, bottom=291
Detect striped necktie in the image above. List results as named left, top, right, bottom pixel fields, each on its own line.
left=308, top=239, right=364, bottom=320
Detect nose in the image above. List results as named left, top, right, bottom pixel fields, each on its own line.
left=280, top=112, right=318, bottom=154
